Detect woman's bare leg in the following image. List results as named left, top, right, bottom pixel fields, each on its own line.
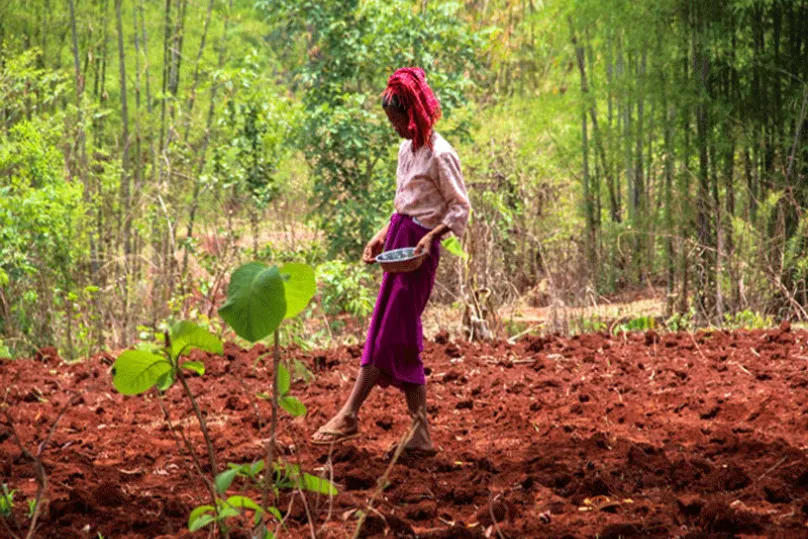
left=403, top=382, right=433, bottom=451
left=312, top=365, right=381, bottom=442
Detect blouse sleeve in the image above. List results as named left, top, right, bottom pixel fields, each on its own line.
left=435, top=149, right=471, bottom=238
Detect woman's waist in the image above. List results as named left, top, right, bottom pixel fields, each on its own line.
left=393, top=212, right=436, bottom=230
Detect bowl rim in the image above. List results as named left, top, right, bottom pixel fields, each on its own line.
left=375, top=247, right=425, bottom=264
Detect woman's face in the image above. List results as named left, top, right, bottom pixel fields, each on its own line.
left=385, top=107, right=412, bottom=139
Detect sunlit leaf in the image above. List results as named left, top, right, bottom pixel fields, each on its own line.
left=219, top=263, right=286, bottom=342
left=112, top=351, right=172, bottom=395
left=278, top=363, right=291, bottom=396
left=441, top=236, right=468, bottom=260
left=300, top=473, right=338, bottom=495
left=215, top=468, right=238, bottom=495
left=170, top=321, right=223, bottom=358
left=188, top=505, right=215, bottom=532
left=181, top=361, right=206, bottom=376
left=279, top=396, right=306, bottom=417
left=279, top=263, right=316, bottom=319
left=225, top=495, right=263, bottom=513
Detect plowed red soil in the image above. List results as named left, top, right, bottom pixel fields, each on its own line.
left=3, top=324, right=808, bottom=538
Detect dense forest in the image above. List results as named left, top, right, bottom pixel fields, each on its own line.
left=2, top=0, right=808, bottom=358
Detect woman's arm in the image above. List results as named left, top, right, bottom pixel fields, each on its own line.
left=435, top=151, right=471, bottom=238
left=363, top=222, right=391, bottom=264
left=414, top=223, right=450, bottom=257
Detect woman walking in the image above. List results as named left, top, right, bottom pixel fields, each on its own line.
left=311, top=67, right=470, bottom=456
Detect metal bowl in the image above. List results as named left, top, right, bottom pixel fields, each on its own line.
left=376, top=247, right=426, bottom=273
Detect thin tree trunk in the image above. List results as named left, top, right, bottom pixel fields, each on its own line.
left=182, top=0, right=233, bottom=281
left=569, top=20, right=597, bottom=281
left=116, top=0, right=131, bottom=260
left=634, top=50, right=647, bottom=283
left=183, top=0, right=216, bottom=142
left=68, top=0, right=97, bottom=275
left=132, top=5, right=144, bottom=295
left=115, top=0, right=132, bottom=343
left=664, top=101, right=675, bottom=316
left=694, top=4, right=714, bottom=322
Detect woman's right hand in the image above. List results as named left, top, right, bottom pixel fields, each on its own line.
left=363, top=235, right=385, bottom=265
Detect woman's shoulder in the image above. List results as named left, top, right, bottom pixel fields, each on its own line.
left=431, top=133, right=458, bottom=160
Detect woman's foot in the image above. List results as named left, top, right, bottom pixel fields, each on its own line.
left=311, top=412, right=360, bottom=445
left=405, top=419, right=434, bottom=452
left=384, top=420, right=437, bottom=461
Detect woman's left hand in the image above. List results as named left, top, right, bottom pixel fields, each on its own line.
left=414, top=233, right=434, bottom=257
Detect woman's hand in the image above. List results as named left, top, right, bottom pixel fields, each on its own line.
left=414, top=232, right=436, bottom=257
left=414, top=224, right=450, bottom=257
left=363, top=235, right=385, bottom=265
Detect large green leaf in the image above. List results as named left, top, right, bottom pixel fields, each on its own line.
left=170, top=321, right=223, bottom=359
left=219, top=263, right=286, bottom=342
left=441, top=236, right=468, bottom=260
left=279, top=396, right=307, bottom=417
left=279, top=263, right=316, bottom=319
left=112, top=350, right=172, bottom=395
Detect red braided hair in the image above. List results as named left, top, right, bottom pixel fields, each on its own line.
left=382, top=67, right=441, bottom=152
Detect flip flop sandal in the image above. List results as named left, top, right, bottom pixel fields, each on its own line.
left=310, top=429, right=360, bottom=446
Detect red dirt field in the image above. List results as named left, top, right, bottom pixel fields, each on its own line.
left=3, top=324, right=808, bottom=538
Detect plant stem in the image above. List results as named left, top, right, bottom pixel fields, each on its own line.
left=261, top=330, right=280, bottom=533
left=5, top=393, right=81, bottom=539
left=174, top=368, right=218, bottom=479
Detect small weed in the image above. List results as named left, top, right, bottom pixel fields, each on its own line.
left=613, top=315, right=655, bottom=335
left=723, top=309, right=773, bottom=330
left=0, top=484, right=14, bottom=517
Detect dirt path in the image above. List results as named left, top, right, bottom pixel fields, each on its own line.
left=2, top=325, right=808, bottom=538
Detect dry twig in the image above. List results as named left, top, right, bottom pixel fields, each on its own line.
left=3, top=392, right=82, bottom=539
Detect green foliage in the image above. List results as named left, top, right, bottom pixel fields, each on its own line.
left=441, top=236, right=468, bottom=260
left=196, top=459, right=337, bottom=534
left=112, top=350, right=173, bottom=396
left=279, top=263, right=317, bottom=319
left=211, top=66, right=300, bottom=208
left=260, top=0, right=489, bottom=257
left=0, top=118, right=85, bottom=343
left=316, top=260, right=375, bottom=319
left=574, top=315, right=607, bottom=334
left=666, top=308, right=696, bottom=333
left=276, top=362, right=307, bottom=417
left=0, top=340, right=11, bottom=359
left=0, top=484, right=14, bottom=517
left=219, top=263, right=287, bottom=342
left=723, top=310, right=773, bottom=330
left=613, top=316, right=656, bottom=335
left=112, top=321, right=220, bottom=395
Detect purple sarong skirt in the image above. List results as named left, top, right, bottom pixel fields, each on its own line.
left=360, top=214, right=440, bottom=389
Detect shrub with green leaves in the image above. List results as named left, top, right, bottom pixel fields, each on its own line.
left=0, top=119, right=85, bottom=348
left=316, top=260, right=375, bottom=320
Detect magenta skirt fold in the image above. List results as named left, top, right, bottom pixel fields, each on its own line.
left=360, top=214, right=440, bottom=389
